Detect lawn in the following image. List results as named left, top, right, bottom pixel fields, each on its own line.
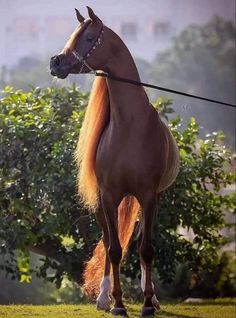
left=0, top=299, right=235, bottom=318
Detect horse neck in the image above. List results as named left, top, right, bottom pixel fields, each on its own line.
left=103, top=31, right=150, bottom=124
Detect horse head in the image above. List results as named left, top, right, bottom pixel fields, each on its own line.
left=50, top=7, right=111, bottom=78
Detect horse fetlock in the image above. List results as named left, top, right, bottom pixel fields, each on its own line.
left=97, top=276, right=112, bottom=311
left=144, top=287, right=155, bottom=307
left=144, top=290, right=154, bottom=300
left=100, top=275, right=111, bottom=292
left=151, top=294, right=160, bottom=309
left=96, top=293, right=112, bottom=311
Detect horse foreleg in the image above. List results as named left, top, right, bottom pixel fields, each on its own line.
left=101, top=192, right=127, bottom=317
left=95, top=206, right=112, bottom=311
left=139, top=192, right=158, bottom=317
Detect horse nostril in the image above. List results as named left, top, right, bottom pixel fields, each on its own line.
left=53, top=56, right=60, bottom=66
left=51, top=55, right=61, bottom=67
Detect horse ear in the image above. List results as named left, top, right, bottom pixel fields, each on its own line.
left=75, top=8, right=85, bottom=23
left=86, top=6, right=101, bottom=22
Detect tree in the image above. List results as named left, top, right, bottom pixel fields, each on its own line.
left=0, top=85, right=97, bottom=288
left=0, top=86, right=235, bottom=298
left=147, top=16, right=235, bottom=145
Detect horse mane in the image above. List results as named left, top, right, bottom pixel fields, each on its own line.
left=75, top=76, right=109, bottom=210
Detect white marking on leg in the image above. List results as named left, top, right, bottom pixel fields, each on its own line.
left=141, top=264, right=146, bottom=292
left=152, top=293, right=160, bottom=309
left=151, top=282, right=160, bottom=309
left=141, top=264, right=160, bottom=309
left=96, top=276, right=112, bottom=311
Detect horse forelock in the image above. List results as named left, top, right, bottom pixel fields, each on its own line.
left=75, top=77, right=109, bottom=210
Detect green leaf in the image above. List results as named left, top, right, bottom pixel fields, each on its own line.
left=17, top=250, right=31, bottom=283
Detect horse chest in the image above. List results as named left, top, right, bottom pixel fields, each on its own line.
left=95, top=125, right=165, bottom=192
left=96, top=132, right=139, bottom=174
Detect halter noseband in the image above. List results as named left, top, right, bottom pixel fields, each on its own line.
left=72, top=22, right=104, bottom=74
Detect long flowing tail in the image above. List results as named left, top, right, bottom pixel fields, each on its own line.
left=83, top=196, right=140, bottom=298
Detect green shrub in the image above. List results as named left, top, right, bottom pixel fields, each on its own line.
left=0, top=86, right=235, bottom=299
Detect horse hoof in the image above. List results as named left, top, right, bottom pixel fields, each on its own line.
left=111, top=307, right=128, bottom=316
left=141, top=307, right=155, bottom=317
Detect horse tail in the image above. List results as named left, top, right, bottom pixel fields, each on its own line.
left=83, top=196, right=140, bottom=298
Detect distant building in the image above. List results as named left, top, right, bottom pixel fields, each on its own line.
left=0, top=0, right=235, bottom=67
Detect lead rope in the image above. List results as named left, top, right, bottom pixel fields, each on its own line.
left=95, top=71, right=236, bottom=109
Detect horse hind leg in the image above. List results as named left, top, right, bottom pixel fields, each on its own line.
left=141, top=264, right=160, bottom=310
left=137, top=220, right=160, bottom=312
left=97, top=275, right=111, bottom=311
left=138, top=191, right=159, bottom=317
left=95, top=205, right=112, bottom=311
left=101, top=192, right=127, bottom=317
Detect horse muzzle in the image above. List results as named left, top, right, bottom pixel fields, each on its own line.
left=50, top=55, right=70, bottom=79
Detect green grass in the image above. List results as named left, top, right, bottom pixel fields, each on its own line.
left=0, top=299, right=235, bottom=318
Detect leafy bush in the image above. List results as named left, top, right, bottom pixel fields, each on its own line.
left=0, top=85, right=98, bottom=287
left=0, top=86, right=235, bottom=299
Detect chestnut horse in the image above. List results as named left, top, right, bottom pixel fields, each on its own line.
left=50, top=7, right=179, bottom=317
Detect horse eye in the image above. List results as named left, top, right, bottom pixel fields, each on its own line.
left=86, top=33, right=94, bottom=41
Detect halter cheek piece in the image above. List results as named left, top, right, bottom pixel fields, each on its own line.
left=72, top=22, right=104, bottom=74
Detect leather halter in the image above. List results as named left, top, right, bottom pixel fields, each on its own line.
left=72, top=21, right=104, bottom=74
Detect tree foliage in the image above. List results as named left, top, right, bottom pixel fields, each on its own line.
left=0, top=86, right=98, bottom=287
left=137, top=16, right=235, bottom=145
left=0, top=86, right=235, bottom=297
left=152, top=16, right=235, bottom=101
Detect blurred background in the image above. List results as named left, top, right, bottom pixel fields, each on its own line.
left=0, top=0, right=235, bottom=305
